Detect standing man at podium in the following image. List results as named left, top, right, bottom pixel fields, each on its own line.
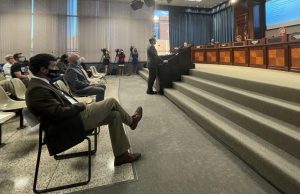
left=146, top=37, right=167, bottom=95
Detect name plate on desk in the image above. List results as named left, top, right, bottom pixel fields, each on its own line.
left=206, top=45, right=215, bottom=48
left=233, top=42, right=244, bottom=46
left=289, top=33, right=300, bottom=42
left=268, top=37, right=283, bottom=43
left=195, top=45, right=205, bottom=49
left=250, top=40, right=260, bottom=45
left=220, top=43, right=229, bottom=47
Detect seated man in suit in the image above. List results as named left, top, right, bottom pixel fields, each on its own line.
left=25, top=53, right=142, bottom=166
left=65, top=53, right=106, bottom=102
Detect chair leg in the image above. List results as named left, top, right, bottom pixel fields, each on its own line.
left=0, top=124, right=4, bottom=148
left=91, top=129, right=97, bottom=155
left=17, top=109, right=25, bottom=130
left=54, top=128, right=98, bottom=160
left=33, top=137, right=91, bottom=194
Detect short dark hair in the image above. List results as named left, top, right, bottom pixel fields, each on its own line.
left=29, top=54, right=56, bottom=75
left=149, top=37, right=156, bottom=43
left=59, top=54, right=68, bottom=63
left=13, top=53, right=22, bottom=60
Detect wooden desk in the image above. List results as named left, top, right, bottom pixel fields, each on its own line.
left=192, top=35, right=300, bottom=72
left=219, top=43, right=232, bottom=65
left=192, top=46, right=206, bottom=63
left=248, top=39, right=267, bottom=68
left=289, top=34, right=300, bottom=72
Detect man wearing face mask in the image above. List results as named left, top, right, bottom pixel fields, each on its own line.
left=26, top=53, right=142, bottom=166
left=11, top=53, right=29, bottom=86
left=65, top=53, right=106, bottom=102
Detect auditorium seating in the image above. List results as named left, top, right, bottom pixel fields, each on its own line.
left=10, top=78, right=26, bottom=100
left=0, top=86, right=26, bottom=129
left=0, top=111, right=15, bottom=147
left=33, top=122, right=98, bottom=193
left=139, top=66, right=300, bottom=194
left=54, top=80, right=94, bottom=104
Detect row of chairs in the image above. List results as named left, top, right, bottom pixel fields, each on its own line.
left=34, top=77, right=101, bottom=193
left=0, top=76, right=101, bottom=193
left=0, top=78, right=28, bottom=146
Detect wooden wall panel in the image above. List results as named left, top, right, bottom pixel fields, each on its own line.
left=233, top=49, right=248, bottom=65
left=250, top=50, right=263, bottom=64
left=206, top=51, right=218, bottom=63
left=219, top=50, right=232, bottom=64
left=268, top=48, right=285, bottom=67
left=291, top=48, right=300, bottom=68
left=249, top=48, right=265, bottom=67
left=194, top=51, right=205, bottom=63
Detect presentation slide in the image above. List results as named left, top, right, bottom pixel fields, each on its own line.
left=266, top=0, right=300, bottom=29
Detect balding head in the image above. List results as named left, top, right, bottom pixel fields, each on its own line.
left=68, top=53, right=80, bottom=65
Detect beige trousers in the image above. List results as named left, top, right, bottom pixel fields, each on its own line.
left=80, top=98, right=133, bottom=157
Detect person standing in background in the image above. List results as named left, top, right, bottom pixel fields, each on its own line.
left=103, top=51, right=111, bottom=74
left=118, top=50, right=126, bottom=75
left=131, top=48, right=139, bottom=74
left=146, top=37, right=167, bottom=95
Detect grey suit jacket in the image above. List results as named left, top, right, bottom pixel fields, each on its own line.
left=147, top=44, right=163, bottom=68
left=65, top=64, right=90, bottom=91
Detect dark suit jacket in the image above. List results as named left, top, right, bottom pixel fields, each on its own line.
left=147, top=44, right=163, bottom=68
left=25, top=78, right=86, bottom=155
left=65, top=64, right=90, bottom=91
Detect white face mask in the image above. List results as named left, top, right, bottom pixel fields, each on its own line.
left=19, top=57, right=25, bottom=62
left=76, top=59, right=81, bottom=65
left=80, top=57, right=85, bottom=63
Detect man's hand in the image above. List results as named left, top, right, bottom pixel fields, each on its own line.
left=77, top=102, right=87, bottom=109
left=89, top=79, right=98, bottom=85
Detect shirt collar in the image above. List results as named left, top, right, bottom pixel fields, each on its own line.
left=32, top=75, right=50, bottom=84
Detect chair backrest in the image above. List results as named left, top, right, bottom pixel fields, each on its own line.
left=27, top=70, right=33, bottom=80
left=10, top=78, right=26, bottom=100
left=0, top=86, right=11, bottom=106
left=81, top=67, right=90, bottom=80
left=90, top=66, right=99, bottom=76
left=0, top=73, right=5, bottom=81
left=55, top=80, right=70, bottom=94
left=62, top=77, right=77, bottom=96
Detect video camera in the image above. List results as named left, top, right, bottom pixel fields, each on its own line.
left=115, top=49, right=123, bottom=56
left=130, top=46, right=134, bottom=53
left=101, top=48, right=107, bottom=54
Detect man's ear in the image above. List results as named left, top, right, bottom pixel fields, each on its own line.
left=40, top=66, right=48, bottom=74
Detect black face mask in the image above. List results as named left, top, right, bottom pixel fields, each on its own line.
left=48, top=69, right=60, bottom=79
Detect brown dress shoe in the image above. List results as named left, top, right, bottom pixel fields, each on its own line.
left=114, top=152, right=141, bottom=166
left=130, top=107, right=143, bottom=130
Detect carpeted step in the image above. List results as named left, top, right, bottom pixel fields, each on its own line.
left=173, top=82, right=300, bottom=159
left=138, top=68, right=148, bottom=81
left=189, top=69, right=300, bottom=104
left=181, top=75, right=300, bottom=128
left=164, top=88, right=300, bottom=194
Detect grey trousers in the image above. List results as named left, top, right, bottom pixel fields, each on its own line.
left=80, top=98, right=133, bottom=157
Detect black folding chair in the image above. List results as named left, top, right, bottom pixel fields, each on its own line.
left=33, top=124, right=100, bottom=193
